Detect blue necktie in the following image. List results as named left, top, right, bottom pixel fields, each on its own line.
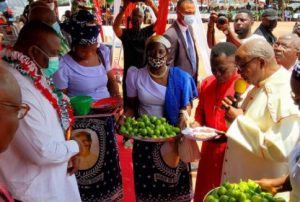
left=186, top=30, right=196, bottom=74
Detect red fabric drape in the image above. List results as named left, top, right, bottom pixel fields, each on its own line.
left=93, top=0, right=104, bottom=41
left=155, top=0, right=170, bottom=34
left=124, top=3, right=137, bottom=29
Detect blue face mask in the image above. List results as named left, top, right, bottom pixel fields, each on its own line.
left=33, top=46, right=60, bottom=78
left=52, top=22, right=61, bottom=35
left=183, top=14, right=195, bottom=26
left=0, top=1, right=8, bottom=12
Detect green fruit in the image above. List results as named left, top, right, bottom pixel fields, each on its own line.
left=154, top=130, right=160, bottom=137
left=173, top=127, right=180, bottom=133
left=251, top=195, right=262, bottom=202
left=228, top=197, right=236, bottom=202
left=205, top=195, right=216, bottom=202
left=160, top=128, right=167, bottom=136
left=211, top=190, right=219, bottom=198
left=141, top=114, right=149, bottom=121
left=260, top=198, right=268, bottom=202
left=247, top=180, right=258, bottom=190
left=141, top=129, right=147, bottom=136
left=138, top=122, right=145, bottom=128
left=238, top=193, right=247, bottom=202
left=127, top=126, right=133, bottom=134
left=219, top=195, right=229, bottom=202
left=239, top=181, right=249, bottom=192
left=147, top=129, right=154, bottom=136
left=170, top=132, right=177, bottom=137
left=218, top=186, right=227, bottom=196
left=160, top=117, right=167, bottom=123
left=155, top=119, right=162, bottom=126
left=149, top=115, right=157, bottom=123
left=120, top=126, right=128, bottom=135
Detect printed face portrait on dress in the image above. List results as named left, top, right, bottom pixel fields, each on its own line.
left=73, top=129, right=99, bottom=170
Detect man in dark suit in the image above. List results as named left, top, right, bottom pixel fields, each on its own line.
left=164, top=0, right=199, bottom=83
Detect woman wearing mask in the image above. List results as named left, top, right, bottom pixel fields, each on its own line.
left=119, top=35, right=197, bottom=201
left=53, top=10, right=123, bottom=202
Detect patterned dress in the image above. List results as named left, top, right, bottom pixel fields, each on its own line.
left=73, top=115, right=123, bottom=202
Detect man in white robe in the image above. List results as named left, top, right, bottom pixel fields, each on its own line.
left=221, top=39, right=300, bottom=198
left=0, top=21, right=81, bottom=202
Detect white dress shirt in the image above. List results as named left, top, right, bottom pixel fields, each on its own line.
left=176, top=20, right=195, bottom=51
left=0, top=63, right=81, bottom=202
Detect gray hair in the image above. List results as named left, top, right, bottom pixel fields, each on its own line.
left=242, top=39, right=275, bottom=61
left=275, top=33, right=300, bottom=52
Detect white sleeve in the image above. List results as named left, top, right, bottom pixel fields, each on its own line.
left=126, top=66, right=139, bottom=97
left=227, top=115, right=300, bottom=162
left=290, top=143, right=300, bottom=196
left=14, top=87, right=79, bottom=166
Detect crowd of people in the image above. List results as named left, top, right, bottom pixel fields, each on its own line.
left=0, top=0, right=300, bottom=202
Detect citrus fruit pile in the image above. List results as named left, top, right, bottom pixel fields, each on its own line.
left=205, top=180, right=286, bottom=202
left=120, top=115, right=180, bottom=138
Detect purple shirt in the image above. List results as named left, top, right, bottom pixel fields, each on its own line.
left=53, top=52, right=111, bottom=101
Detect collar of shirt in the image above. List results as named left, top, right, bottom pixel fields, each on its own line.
left=290, top=59, right=299, bottom=72
left=258, top=66, right=283, bottom=87
left=176, top=20, right=188, bottom=32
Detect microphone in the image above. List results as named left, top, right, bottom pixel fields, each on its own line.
left=232, top=79, right=247, bottom=108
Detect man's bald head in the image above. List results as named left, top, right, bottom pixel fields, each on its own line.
left=0, top=67, right=21, bottom=104
left=0, top=66, right=21, bottom=153
left=236, top=39, right=279, bottom=85
left=14, top=21, right=58, bottom=53
left=29, top=1, right=48, bottom=11
left=274, top=33, right=300, bottom=70
left=14, top=21, right=60, bottom=70
left=238, top=39, right=275, bottom=61
left=29, top=6, right=56, bottom=25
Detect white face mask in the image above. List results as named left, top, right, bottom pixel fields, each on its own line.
left=183, top=14, right=195, bottom=26
left=47, top=2, right=55, bottom=10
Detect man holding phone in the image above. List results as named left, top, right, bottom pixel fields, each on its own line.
left=207, top=9, right=264, bottom=48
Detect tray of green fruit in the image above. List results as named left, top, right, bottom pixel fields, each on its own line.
left=204, top=180, right=286, bottom=202
left=119, top=115, right=181, bottom=142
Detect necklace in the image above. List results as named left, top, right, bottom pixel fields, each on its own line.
left=2, top=48, right=74, bottom=140
left=148, top=66, right=169, bottom=79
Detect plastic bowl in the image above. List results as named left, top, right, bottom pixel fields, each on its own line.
left=70, top=96, right=93, bottom=116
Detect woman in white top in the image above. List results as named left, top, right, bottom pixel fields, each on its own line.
left=119, top=35, right=198, bottom=201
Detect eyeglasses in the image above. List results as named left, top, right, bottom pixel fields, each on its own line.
left=291, top=91, right=300, bottom=102
left=0, top=102, right=30, bottom=119
left=273, top=42, right=291, bottom=50
left=236, top=57, right=258, bottom=71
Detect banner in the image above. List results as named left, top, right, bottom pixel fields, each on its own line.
left=192, top=0, right=212, bottom=77
left=155, top=0, right=170, bottom=34
left=93, top=0, right=104, bottom=42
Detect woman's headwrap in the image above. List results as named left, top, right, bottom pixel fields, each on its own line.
left=293, top=60, right=300, bottom=80
left=146, top=35, right=171, bottom=50
left=68, top=10, right=100, bottom=45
